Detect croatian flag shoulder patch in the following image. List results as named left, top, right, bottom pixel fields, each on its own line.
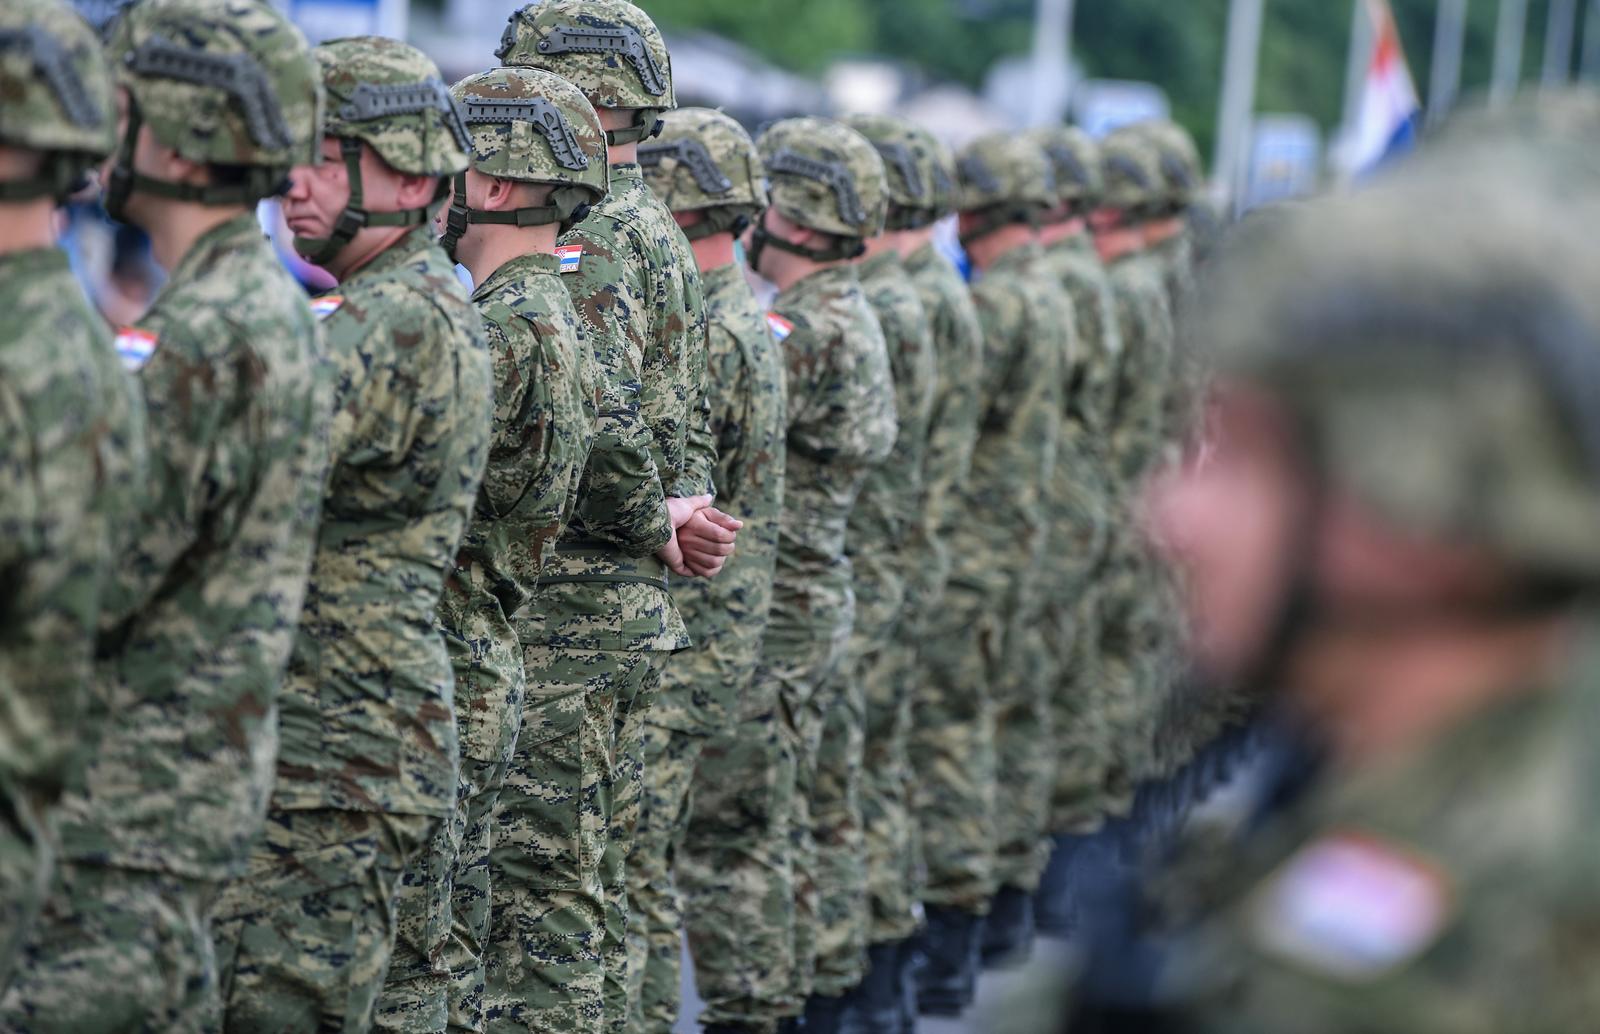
left=766, top=313, right=793, bottom=342
left=555, top=245, right=583, bottom=274
left=310, top=295, right=344, bottom=320
left=114, top=327, right=158, bottom=371
left=1246, top=830, right=1452, bottom=982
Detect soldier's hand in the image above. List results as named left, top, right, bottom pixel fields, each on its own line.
left=678, top=507, right=742, bottom=578
left=658, top=495, right=715, bottom=577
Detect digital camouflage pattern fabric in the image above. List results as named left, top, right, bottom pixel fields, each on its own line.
left=14, top=212, right=331, bottom=1028
left=0, top=245, right=145, bottom=987
left=820, top=248, right=936, bottom=988
left=216, top=220, right=492, bottom=1029
left=626, top=257, right=788, bottom=1032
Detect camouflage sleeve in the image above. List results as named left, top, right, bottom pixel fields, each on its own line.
left=704, top=322, right=750, bottom=502
left=973, top=284, right=1026, bottom=434
left=677, top=333, right=717, bottom=500
left=475, top=314, right=548, bottom=521
left=560, top=224, right=673, bottom=553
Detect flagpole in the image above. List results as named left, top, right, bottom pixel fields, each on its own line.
left=1214, top=0, right=1265, bottom=212
left=1341, top=0, right=1375, bottom=142
left=1428, top=0, right=1468, bottom=126
left=1491, top=0, right=1529, bottom=106
left=1585, top=0, right=1600, bottom=80
left=1542, top=0, right=1579, bottom=86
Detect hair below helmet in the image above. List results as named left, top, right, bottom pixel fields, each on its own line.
left=438, top=67, right=609, bottom=261
left=842, top=113, right=952, bottom=230
left=0, top=0, right=114, bottom=201
left=1029, top=125, right=1102, bottom=217
left=497, top=0, right=675, bottom=146
left=101, top=0, right=321, bottom=217
left=638, top=107, right=766, bottom=241
left=955, top=132, right=1054, bottom=245
left=295, top=36, right=470, bottom=265
left=747, top=116, right=886, bottom=267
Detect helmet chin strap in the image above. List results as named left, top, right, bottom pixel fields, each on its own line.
left=744, top=208, right=864, bottom=274
left=293, top=137, right=435, bottom=266
left=104, top=100, right=288, bottom=222
left=604, top=108, right=664, bottom=147
left=437, top=172, right=593, bottom=262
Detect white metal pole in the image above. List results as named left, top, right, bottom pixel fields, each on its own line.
left=1341, top=0, right=1375, bottom=140
left=1491, top=0, right=1529, bottom=106
left=1543, top=0, right=1579, bottom=86
left=1428, top=0, right=1468, bottom=126
left=1027, top=0, right=1073, bottom=126
left=1213, top=0, right=1265, bottom=212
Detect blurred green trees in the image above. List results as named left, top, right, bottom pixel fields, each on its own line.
left=646, top=0, right=1581, bottom=164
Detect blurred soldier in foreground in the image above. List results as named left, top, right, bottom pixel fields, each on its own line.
left=741, top=116, right=896, bottom=1032
left=1111, top=140, right=1600, bottom=1034
left=909, top=132, right=1067, bottom=1012
left=6, top=0, right=330, bottom=1027
left=0, top=0, right=145, bottom=991
left=631, top=107, right=788, bottom=1034
left=215, top=36, right=491, bottom=1033
left=1027, top=125, right=1123, bottom=939
left=498, top=4, right=733, bottom=1027
left=375, top=68, right=608, bottom=1034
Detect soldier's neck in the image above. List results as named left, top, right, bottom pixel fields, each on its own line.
left=466, top=223, right=559, bottom=286
left=0, top=199, right=57, bottom=254
left=895, top=224, right=936, bottom=258
left=1039, top=216, right=1086, bottom=248
left=966, top=223, right=1034, bottom=272
left=689, top=231, right=735, bottom=272
left=143, top=201, right=250, bottom=273
left=1144, top=217, right=1185, bottom=245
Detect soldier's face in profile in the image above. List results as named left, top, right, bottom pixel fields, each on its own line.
left=1148, top=382, right=1305, bottom=681
left=281, top=135, right=353, bottom=241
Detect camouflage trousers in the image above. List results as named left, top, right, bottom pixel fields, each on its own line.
left=806, top=665, right=867, bottom=1000
left=1047, top=585, right=1111, bottom=836
left=991, top=595, right=1060, bottom=895
left=483, top=643, right=651, bottom=1034
left=862, top=634, right=922, bottom=948
left=214, top=808, right=435, bottom=1034
left=0, top=793, right=51, bottom=997
left=678, top=709, right=797, bottom=1033
left=908, top=585, right=1000, bottom=915
left=374, top=789, right=470, bottom=1032
left=0, top=861, right=217, bottom=1031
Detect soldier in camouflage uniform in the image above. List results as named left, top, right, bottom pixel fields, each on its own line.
left=804, top=112, right=942, bottom=1032
left=1085, top=127, right=1176, bottom=843
left=1027, top=125, right=1124, bottom=936
left=211, top=37, right=492, bottom=1033
left=629, top=108, right=789, bottom=1034
left=949, top=134, right=1074, bottom=972
left=497, top=4, right=729, bottom=1030
left=373, top=68, right=609, bottom=1034
left=734, top=116, right=895, bottom=1032
left=1131, top=136, right=1600, bottom=1034
left=0, top=0, right=146, bottom=991
left=2, top=1, right=330, bottom=1027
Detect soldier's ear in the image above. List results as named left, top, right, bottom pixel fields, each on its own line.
left=394, top=170, right=443, bottom=209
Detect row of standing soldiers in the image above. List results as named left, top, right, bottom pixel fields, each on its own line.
left=0, top=0, right=1219, bottom=1030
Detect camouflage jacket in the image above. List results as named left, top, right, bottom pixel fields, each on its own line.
left=274, top=225, right=492, bottom=818
left=1150, top=228, right=1204, bottom=450
left=441, top=251, right=596, bottom=764
left=1044, top=232, right=1121, bottom=594
left=56, top=215, right=331, bottom=880
left=0, top=249, right=146, bottom=806
left=1184, top=626, right=1600, bottom=1034
left=850, top=249, right=936, bottom=646
left=654, top=262, right=787, bottom=733
left=947, top=242, right=1067, bottom=609
left=901, top=241, right=984, bottom=633
left=764, top=264, right=896, bottom=675
left=527, top=162, right=712, bottom=652
left=1105, top=249, right=1175, bottom=492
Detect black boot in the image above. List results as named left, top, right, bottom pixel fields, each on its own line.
left=1035, top=833, right=1089, bottom=937
left=981, top=884, right=1036, bottom=969
left=894, top=938, right=921, bottom=1034
left=834, top=941, right=901, bottom=1033
left=911, top=905, right=984, bottom=1017
left=775, top=1017, right=807, bottom=1034
left=800, top=991, right=848, bottom=1034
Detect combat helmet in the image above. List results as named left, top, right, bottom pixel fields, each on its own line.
left=954, top=131, right=1055, bottom=246
left=439, top=66, right=608, bottom=261
left=638, top=106, right=766, bottom=241
left=1098, top=124, right=1164, bottom=221
left=843, top=113, right=953, bottom=230
left=101, top=0, right=321, bottom=219
left=748, top=116, right=886, bottom=267
left=497, top=0, right=674, bottom=146
left=0, top=0, right=114, bottom=201
left=1195, top=147, right=1600, bottom=590
left=295, top=36, right=471, bottom=264
left=1029, top=124, right=1102, bottom=218
left=1137, top=119, right=1203, bottom=214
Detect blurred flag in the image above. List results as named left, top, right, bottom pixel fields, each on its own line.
left=1339, top=0, right=1420, bottom=176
